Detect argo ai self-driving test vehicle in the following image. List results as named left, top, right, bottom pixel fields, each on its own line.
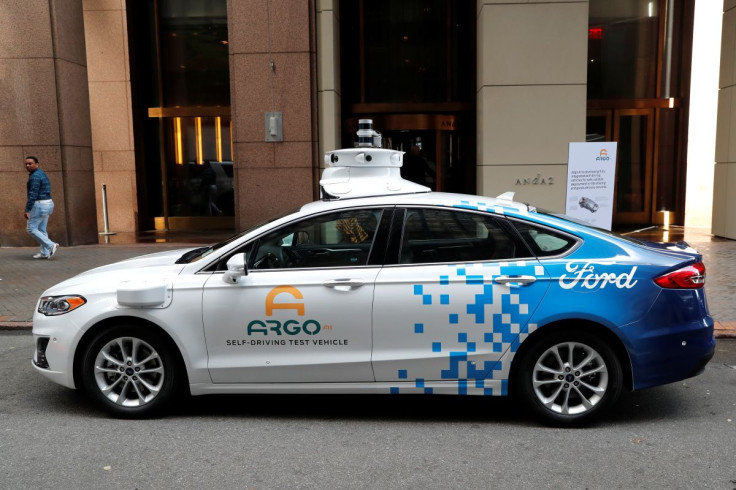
left=32, top=120, right=714, bottom=425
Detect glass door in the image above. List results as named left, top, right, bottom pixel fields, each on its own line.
left=586, top=110, right=611, bottom=142
left=613, top=109, right=654, bottom=225
left=381, top=130, right=438, bottom=190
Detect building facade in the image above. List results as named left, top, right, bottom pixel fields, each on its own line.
left=714, top=0, right=736, bottom=238
left=1, top=0, right=734, bottom=246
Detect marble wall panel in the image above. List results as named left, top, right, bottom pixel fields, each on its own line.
left=0, top=59, right=61, bottom=146
left=83, top=9, right=127, bottom=82
left=236, top=167, right=313, bottom=229
left=50, top=0, right=88, bottom=66
left=0, top=0, right=53, bottom=58
left=56, top=60, right=93, bottom=148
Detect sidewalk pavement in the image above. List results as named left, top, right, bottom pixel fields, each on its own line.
left=1, top=229, right=735, bottom=338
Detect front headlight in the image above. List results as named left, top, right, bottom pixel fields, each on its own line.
left=38, top=295, right=87, bottom=316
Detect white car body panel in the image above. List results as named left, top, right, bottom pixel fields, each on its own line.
left=202, top=266, right=380, bottom=383
left=188, top=380, right=506, bottom=396
left=372, top=260, right=549, bottom=390
left=30, top=193, right=533, bottom=392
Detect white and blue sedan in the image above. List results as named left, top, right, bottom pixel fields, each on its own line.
left=32, top=136, right=714, bottom=425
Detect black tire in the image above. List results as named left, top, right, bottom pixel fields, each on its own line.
left=513, top=329, right=623, bottom=427
left=81, top=324, right=179, bottom=418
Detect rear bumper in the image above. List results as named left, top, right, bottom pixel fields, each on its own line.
left=623, top=317, right=715, bottom=391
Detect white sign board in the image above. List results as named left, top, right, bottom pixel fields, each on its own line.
left=566, top=142, right=618, bottom=230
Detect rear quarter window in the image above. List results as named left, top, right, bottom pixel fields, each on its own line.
left=511, top=219, right=579, bottom=257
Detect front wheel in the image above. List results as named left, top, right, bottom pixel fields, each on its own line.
left=514, top=330, right=623, bottom=426
left=81, top=325, right=179, bottom=418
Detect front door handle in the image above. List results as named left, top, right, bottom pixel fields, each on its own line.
left=323, top=279, right=365, bottom=291
left=494, top=275, right=536, bottom=285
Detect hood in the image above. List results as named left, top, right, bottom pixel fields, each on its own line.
left=77, top=248, right=193, bottom=276
left=42, top=248, right=192, bottom=296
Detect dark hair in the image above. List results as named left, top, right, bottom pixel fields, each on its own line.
left=25, top=156, right=39, bottom=163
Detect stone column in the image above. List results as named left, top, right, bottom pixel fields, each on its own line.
left=316, top=0, right=341, bottom=158
left=227, top=0, right=318, bottom=230
left=83, top=0, right=137, bottom=234
left=712, top=1, right=736, bottom=238
left=0, top=0, right=96, bottom=247
left=476, top=0, right=588, bottom=211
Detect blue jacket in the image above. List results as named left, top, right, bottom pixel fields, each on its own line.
left=26, top=168, right=52, bottom=213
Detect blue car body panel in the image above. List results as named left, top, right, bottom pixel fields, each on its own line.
left=500, top=208, right=715, bottom=392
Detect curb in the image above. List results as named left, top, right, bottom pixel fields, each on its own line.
left=0, top=322, right=32, bottom=330
left=3, top=321, right=736, bottom=338
left=714, top=321, right=736, bottom=339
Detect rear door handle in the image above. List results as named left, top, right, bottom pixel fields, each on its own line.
left=494, top=275, right=536, bottom=285
left=323, top=279, right=365, bottom=291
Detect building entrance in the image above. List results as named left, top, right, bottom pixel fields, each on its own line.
left=128, top=0, right=234, bottom=232
left=588, top=109, right=655, bottom=225
left=339, top=0, right=476, bottom=194
left=587, top=0, right=693, bottom=227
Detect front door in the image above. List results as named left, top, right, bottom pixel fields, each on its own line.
left=202, top=208, right=386, bottom=383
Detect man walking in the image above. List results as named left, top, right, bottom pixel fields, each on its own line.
left=24, top=156, right=59, bottom=259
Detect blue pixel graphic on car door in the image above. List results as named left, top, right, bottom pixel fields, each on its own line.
left=371, top=207, right=550, bottom=395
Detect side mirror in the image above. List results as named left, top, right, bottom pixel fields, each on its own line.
left=223, top=253, right=247, bottom=284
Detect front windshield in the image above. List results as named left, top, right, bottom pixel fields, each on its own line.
left=177, top=205, right=303, bottom=264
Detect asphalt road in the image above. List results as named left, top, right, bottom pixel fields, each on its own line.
left=1, top=332, right=735, bottom=489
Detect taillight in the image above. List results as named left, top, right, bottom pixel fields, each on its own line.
left=653, top=262, right=706, bottom=289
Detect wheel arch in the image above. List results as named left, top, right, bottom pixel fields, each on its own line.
left=72, top=316, right=190, bottom=393
left=510, top=319, right=634, bottom=392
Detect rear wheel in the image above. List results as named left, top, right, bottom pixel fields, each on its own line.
left=81, top=325, right=179, bottom=418
left=514, top=330, right=622, bottom=426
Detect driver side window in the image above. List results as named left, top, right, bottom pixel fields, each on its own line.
left=251, top=209, right=382, bottom=270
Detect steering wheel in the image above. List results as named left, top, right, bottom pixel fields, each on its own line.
left=257, top=252, right=280, bottom=269
left=282, top=247, right=303, bottom=267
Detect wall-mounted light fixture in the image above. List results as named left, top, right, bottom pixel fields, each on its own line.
left=174, top=117, right=183, bottom=164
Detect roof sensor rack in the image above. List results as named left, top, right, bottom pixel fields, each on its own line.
left=356, top=119, right=382, bottom=148
left=319, top=119, right=430, bottom=200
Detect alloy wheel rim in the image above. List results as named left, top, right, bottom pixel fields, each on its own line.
left=93, top=337, right=164, bottom=407
left=532, top=341, right=609, bottom=415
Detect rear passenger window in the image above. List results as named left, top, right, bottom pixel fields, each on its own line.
left=512, top=220, right=578, bottom=257
left=400, top=208, right=520, bottom=264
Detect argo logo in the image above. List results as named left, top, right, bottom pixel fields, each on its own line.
left=596, top=149, right=611, bottom=162
left=266, top=286, right=304, bottom=315
left=247, top=286, right=322, bottom=335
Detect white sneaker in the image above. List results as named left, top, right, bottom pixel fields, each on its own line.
left=33, top=253, right=48, bottom=259
left=48, top=243, right=59, bottom=259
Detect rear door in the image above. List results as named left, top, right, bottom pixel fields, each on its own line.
left=371, top=207, right=550, bottom=393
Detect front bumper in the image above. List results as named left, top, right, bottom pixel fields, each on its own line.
left=32, top=312, right=83, bottom=390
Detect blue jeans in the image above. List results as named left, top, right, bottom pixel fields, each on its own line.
left=27, top=200, right=55, bottom=255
